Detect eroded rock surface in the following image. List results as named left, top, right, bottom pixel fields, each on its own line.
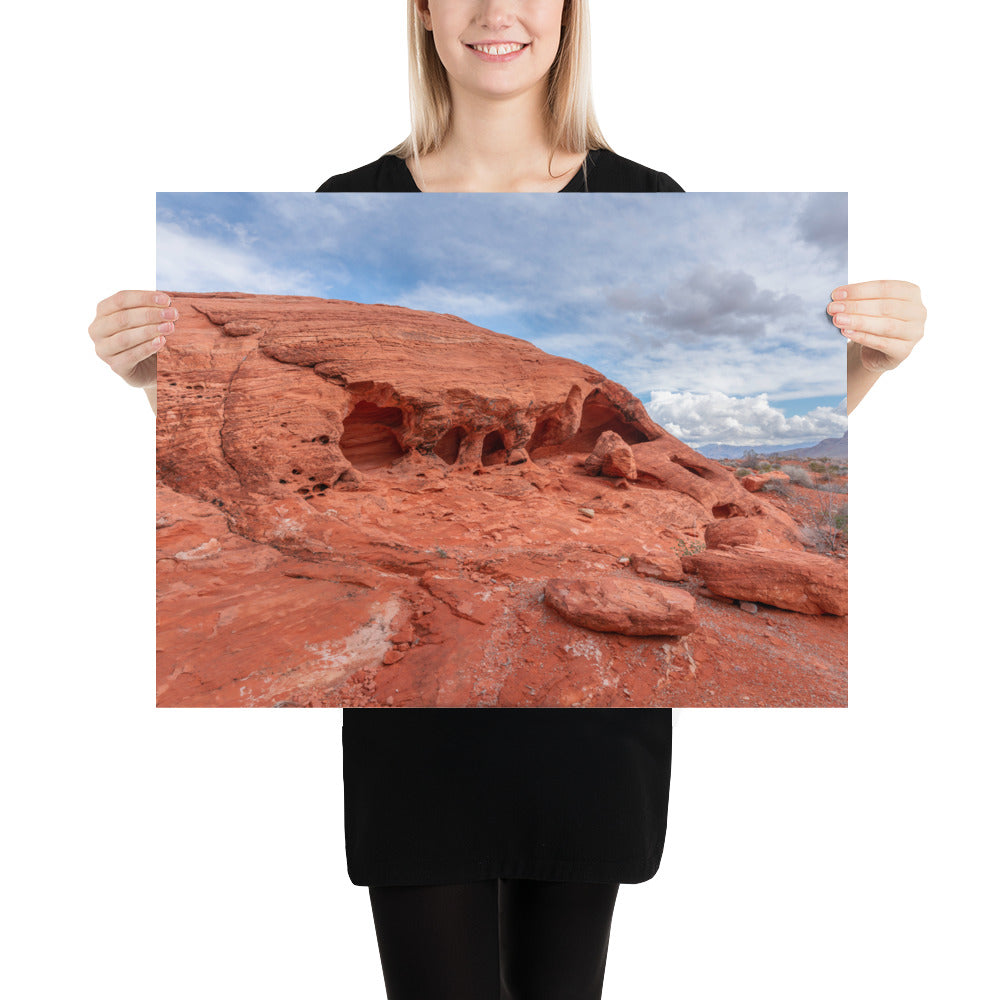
left=544, top=578, right=698, bottom=636
left=690, top=546, right=848, bottom=616
left=156, top=293, right=846, bottom=708
left=741, top=471, right=791, bottom=493
left=584, top=430, right=637, bottom=480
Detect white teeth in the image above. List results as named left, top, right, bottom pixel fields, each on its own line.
left=471, top=43, right=526, bottom=55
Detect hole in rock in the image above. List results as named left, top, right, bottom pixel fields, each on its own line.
left=526, top=384, right=582, bottom=454
left=671, top=458, right=711, bottom=480
left=527, top=415, right=560, bottom=452
left=712, top=503, right=740, bottom=519
left=535, top=390, right=651, bottom=455
left=481, top=430, right=507, bottom=466
left=340, top=401, right=405, bottom=469
left=434, top=426, right=467, bottom=465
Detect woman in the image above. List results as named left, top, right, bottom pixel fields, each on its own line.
left=90, top=2, right=925, bottom=997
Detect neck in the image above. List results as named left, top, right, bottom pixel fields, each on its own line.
left=419, top=82, right=564, bottom=190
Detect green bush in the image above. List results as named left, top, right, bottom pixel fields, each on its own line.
left=674, top=538, right=706, bottom=557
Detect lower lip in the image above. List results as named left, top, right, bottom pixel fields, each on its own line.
left=466, top=43, right=529, bottom=63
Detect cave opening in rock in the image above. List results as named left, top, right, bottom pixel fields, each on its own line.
left=526, top=384, right=582, bottom=456
left=526, top=415, right=560, bottom=452
left=481, top=430, right=507, bottom=466
left=552, top=390, right=651, bottom=453
left=712, top=503, right=741, bottom=519
left=340, top=400, right=405, bottom=469
left=434, top=425, right=467, bottom=465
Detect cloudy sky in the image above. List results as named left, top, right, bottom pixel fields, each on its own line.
left=157, top=192, right=847, bottom=450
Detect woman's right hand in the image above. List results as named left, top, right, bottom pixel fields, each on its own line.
left=89, top=290, right=177, bottom=389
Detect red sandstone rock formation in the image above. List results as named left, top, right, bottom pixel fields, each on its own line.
left=544, top=578, right=697, bottom=635
left=628, top=552, right=685, bottom=582
left=584, top=430, right=638, bottom=480
left=741, top=471, right=791, bottom=493
left=156, top=293, right=846, bottom=708
left=689, top=546, right=848, bottom=616
left=704, top=515, right=801, bottom=552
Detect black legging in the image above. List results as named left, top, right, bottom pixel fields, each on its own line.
left=368, top=878, right=621, bottom=1000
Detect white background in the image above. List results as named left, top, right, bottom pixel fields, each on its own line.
left=4, top=1, right=997, bottom=997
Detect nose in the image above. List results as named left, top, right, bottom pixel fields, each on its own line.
left=477, top=1, right=516, bottom=31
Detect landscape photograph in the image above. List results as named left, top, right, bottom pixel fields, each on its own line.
left=156, top=192, right=848, bottom=708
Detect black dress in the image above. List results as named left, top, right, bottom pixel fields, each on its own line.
left=318, top=149, right=682, bottom=887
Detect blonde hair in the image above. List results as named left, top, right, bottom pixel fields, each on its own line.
left=387, top=0, right=611, bottom=176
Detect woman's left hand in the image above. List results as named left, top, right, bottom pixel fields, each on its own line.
left=827, top=279, right=926, bottom=372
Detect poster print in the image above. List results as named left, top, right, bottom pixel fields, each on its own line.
left=156, top=193, right=847, bottom=707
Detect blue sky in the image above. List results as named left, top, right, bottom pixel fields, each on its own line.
left=157, top=192, right=847, bottom=449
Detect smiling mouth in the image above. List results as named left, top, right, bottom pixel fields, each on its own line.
left=466, top=42, right=529, bottom=56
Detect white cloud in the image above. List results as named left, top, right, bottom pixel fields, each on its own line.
left=156, top=222, right=328, bottom=295
left=398, top=284, right=525, bottom=322
left=647, top=389, right=848, bottom=446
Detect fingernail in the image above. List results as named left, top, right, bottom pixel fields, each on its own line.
left=828, top=302, right=845, bottom=313
left=161, top=307, right=178, bottom=320
left=154, top=293, right=170, bottom=306
left=833, top=289, right=847, bottom=300
left=157, top=321, right=174, bottom=333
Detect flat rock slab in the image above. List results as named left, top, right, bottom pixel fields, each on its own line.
left=629, top=551, right=685, bottom=581
left=544, top=577, right=698, bottom=636
left=690, top=545, right=847, bottom=616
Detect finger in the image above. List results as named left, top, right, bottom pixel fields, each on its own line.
left=90, top=304, right=178, bottom=344
left=831, top=312, right=918, bottom=343
left=836, top=325, right=904, bottom=356
left=830, top=279, right=921, bottom=303
left=94, top=320, right=173, bottom=363
left=94, top=289, right=171, bottom=320
left=827, top=296, right=926, bottom=321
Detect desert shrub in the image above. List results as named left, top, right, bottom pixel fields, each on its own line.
left=802, top=495, right=848, bottom=553
left=834, top=506, right=848, bottom=538
left=809, top=460, right=826, bottom=473
left=815, top=480, right=848, bottom=495
left=758, top=461, right=772, bottom=472
left=735, top=467, right=751, bottom=478
left=742, top=449, right=762, bottom=470
left=761, top=478, right=792, bottom=498
left=780, top=464, right=814, bottom=487
left=674, top=537, right=706, bottom=557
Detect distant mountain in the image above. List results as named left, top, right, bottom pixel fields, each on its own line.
left=781, top=432, right=848, bottom=460
left=694, top=441, right=823, bottom=460
left=694, top=431, right=848, bottom=462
